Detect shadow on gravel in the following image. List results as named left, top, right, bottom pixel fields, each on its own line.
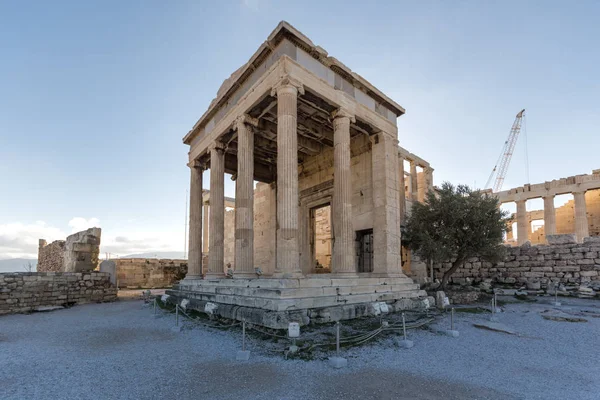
left=311, top=369, right=517, bottom=400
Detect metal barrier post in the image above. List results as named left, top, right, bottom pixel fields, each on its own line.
left=236, top=320, right=250, bottom=361
left=328, top=321, right=347, bottom=368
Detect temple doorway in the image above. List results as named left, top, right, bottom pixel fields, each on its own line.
left=310, top=204, right=332, bottom=273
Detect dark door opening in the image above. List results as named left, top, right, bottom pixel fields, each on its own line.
left=357, top=229, right=374, bottom=273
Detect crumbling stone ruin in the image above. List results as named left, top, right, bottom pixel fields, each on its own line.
left=37, top=228, right=101, bottom=273
left=166, top=21, right=436, bottom=329
left=498, top=169, right=600, bottom=245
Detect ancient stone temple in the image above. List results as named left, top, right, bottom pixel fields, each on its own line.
left=167, top=21, right=431, bottom=329
left=499, top=169, right=600, bottom=245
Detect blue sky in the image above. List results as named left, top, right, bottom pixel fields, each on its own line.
left=1, top=0, right=598, bottom=259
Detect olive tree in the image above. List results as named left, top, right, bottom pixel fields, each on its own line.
left=403, top=182, right=509, bottom=289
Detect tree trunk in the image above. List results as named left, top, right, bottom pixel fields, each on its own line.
left=440, top=257, right=464, bottom=290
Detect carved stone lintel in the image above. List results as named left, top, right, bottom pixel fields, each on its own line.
left=331, top=108, right=356, bottom=123
left=271, top=75, right=305, bottom=97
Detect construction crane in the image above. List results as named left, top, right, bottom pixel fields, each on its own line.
left=485, top=109, right=526, bottom=192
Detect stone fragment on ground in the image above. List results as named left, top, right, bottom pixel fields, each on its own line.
left=472, top=321, right=516, bottom=335
left=541, top=310, right=588, bottom=323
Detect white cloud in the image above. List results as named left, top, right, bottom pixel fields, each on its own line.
left=0, top=218, right=183, bottom=260
left=0, top=221, right=66, bottom=259
left=68, top=217, right=101, bottom=233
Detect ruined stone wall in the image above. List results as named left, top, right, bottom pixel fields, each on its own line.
left=37, top=240, right=65, bottom=272
left=434, top=237, right=600, bottom=290
left=37, top=228, right=101, bottom=273
left=0, top=272, right=117, bottom=315
left=114, top=258, right=187, bottom=289
left=63, top=228, right=101, bottom=272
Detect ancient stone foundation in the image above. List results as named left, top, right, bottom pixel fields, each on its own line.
left=166, top=277, right=432, bottom=329
left=0, top=272, right=117, bottom=315
left=435, top=236, right=600, bottom=294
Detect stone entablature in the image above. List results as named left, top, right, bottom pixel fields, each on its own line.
left=183, top=21, right=404, bottom=149
left=0, top=272, right=117, bottom=315
left=497, top=169, right=600, bottom=245
left=37, top=228, right=101, bottom=273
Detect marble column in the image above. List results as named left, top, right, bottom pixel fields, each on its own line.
left=371, top=132, right=402, bottom=276
left=573, top=191, right=589, bottom=243
left=398, top=156, right=406, bottom=225
left=331, top=109, right=356, bottom=276
left=410, top=160, right=418, bottom=202
left=272, top=77, right=303, bottom=278
left=202, top=202, right=209, bottom=254
left=543, top=195, right=556, bottom=238
left=185, top=161, right=203, bottom=279
left=234, top=116, right=256, bottom=278
left=516, top=199, right=528, bottom=246
left=207, top=143, right=225, bottom=278
left=424, top=166, right=434, bottom=193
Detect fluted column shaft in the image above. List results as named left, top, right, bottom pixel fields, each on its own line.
left=371, top=132, right=402, bottom=276
left=332, top=110, right=356, bottom=276
left=398, top=156, right=406, bottom=225
left=424, top=167, right=434, bottom=193
left=202, top=202, right=209, bottom=254
left=185, top=162, right=203, bottom=279
left=207, top=144, right=225, bottom=278
left=234, top=117, right=255, bottom=277
left=410, top=161, right=418, bottom=202
left=516, top=199, right=528, bottom=245
left=573, top=191, right=589, bottom=243
left=273, top=80, right=303, bottom=277
left=543, top=195, right=556, bottom=238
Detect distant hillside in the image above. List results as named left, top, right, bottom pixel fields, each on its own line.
left=0, top=258, right=37, bottom=273
left=120, top=251, right=186, bottom=260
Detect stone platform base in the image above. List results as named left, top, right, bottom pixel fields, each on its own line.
left=165, top=275, right=433, bottom=329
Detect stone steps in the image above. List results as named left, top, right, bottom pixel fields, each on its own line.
left=175, top=282, right=420, bottom=299
left=168, top=285, right=426, bottom=312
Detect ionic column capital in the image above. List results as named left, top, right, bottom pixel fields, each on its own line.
left=209, top=141, right=226, bottom=154
left=271, top=75, right=304, bottom=97
left=233, top=114, right=259, bottom=131
left=187, top=159, right=207, bottom=170
left=331, top=108, right=355, bottom=123
left=572, top=189, right=587, bottom=195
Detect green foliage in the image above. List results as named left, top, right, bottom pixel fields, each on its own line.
left=403, top=182, right=510, bottom=287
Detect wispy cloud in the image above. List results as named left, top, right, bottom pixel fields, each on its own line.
left=0, top=218, right=182, bottom=260
left=241, top=0, right=261, bottom=11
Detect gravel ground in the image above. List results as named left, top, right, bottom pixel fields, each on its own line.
left=1, top=297, right=599, bottom=400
